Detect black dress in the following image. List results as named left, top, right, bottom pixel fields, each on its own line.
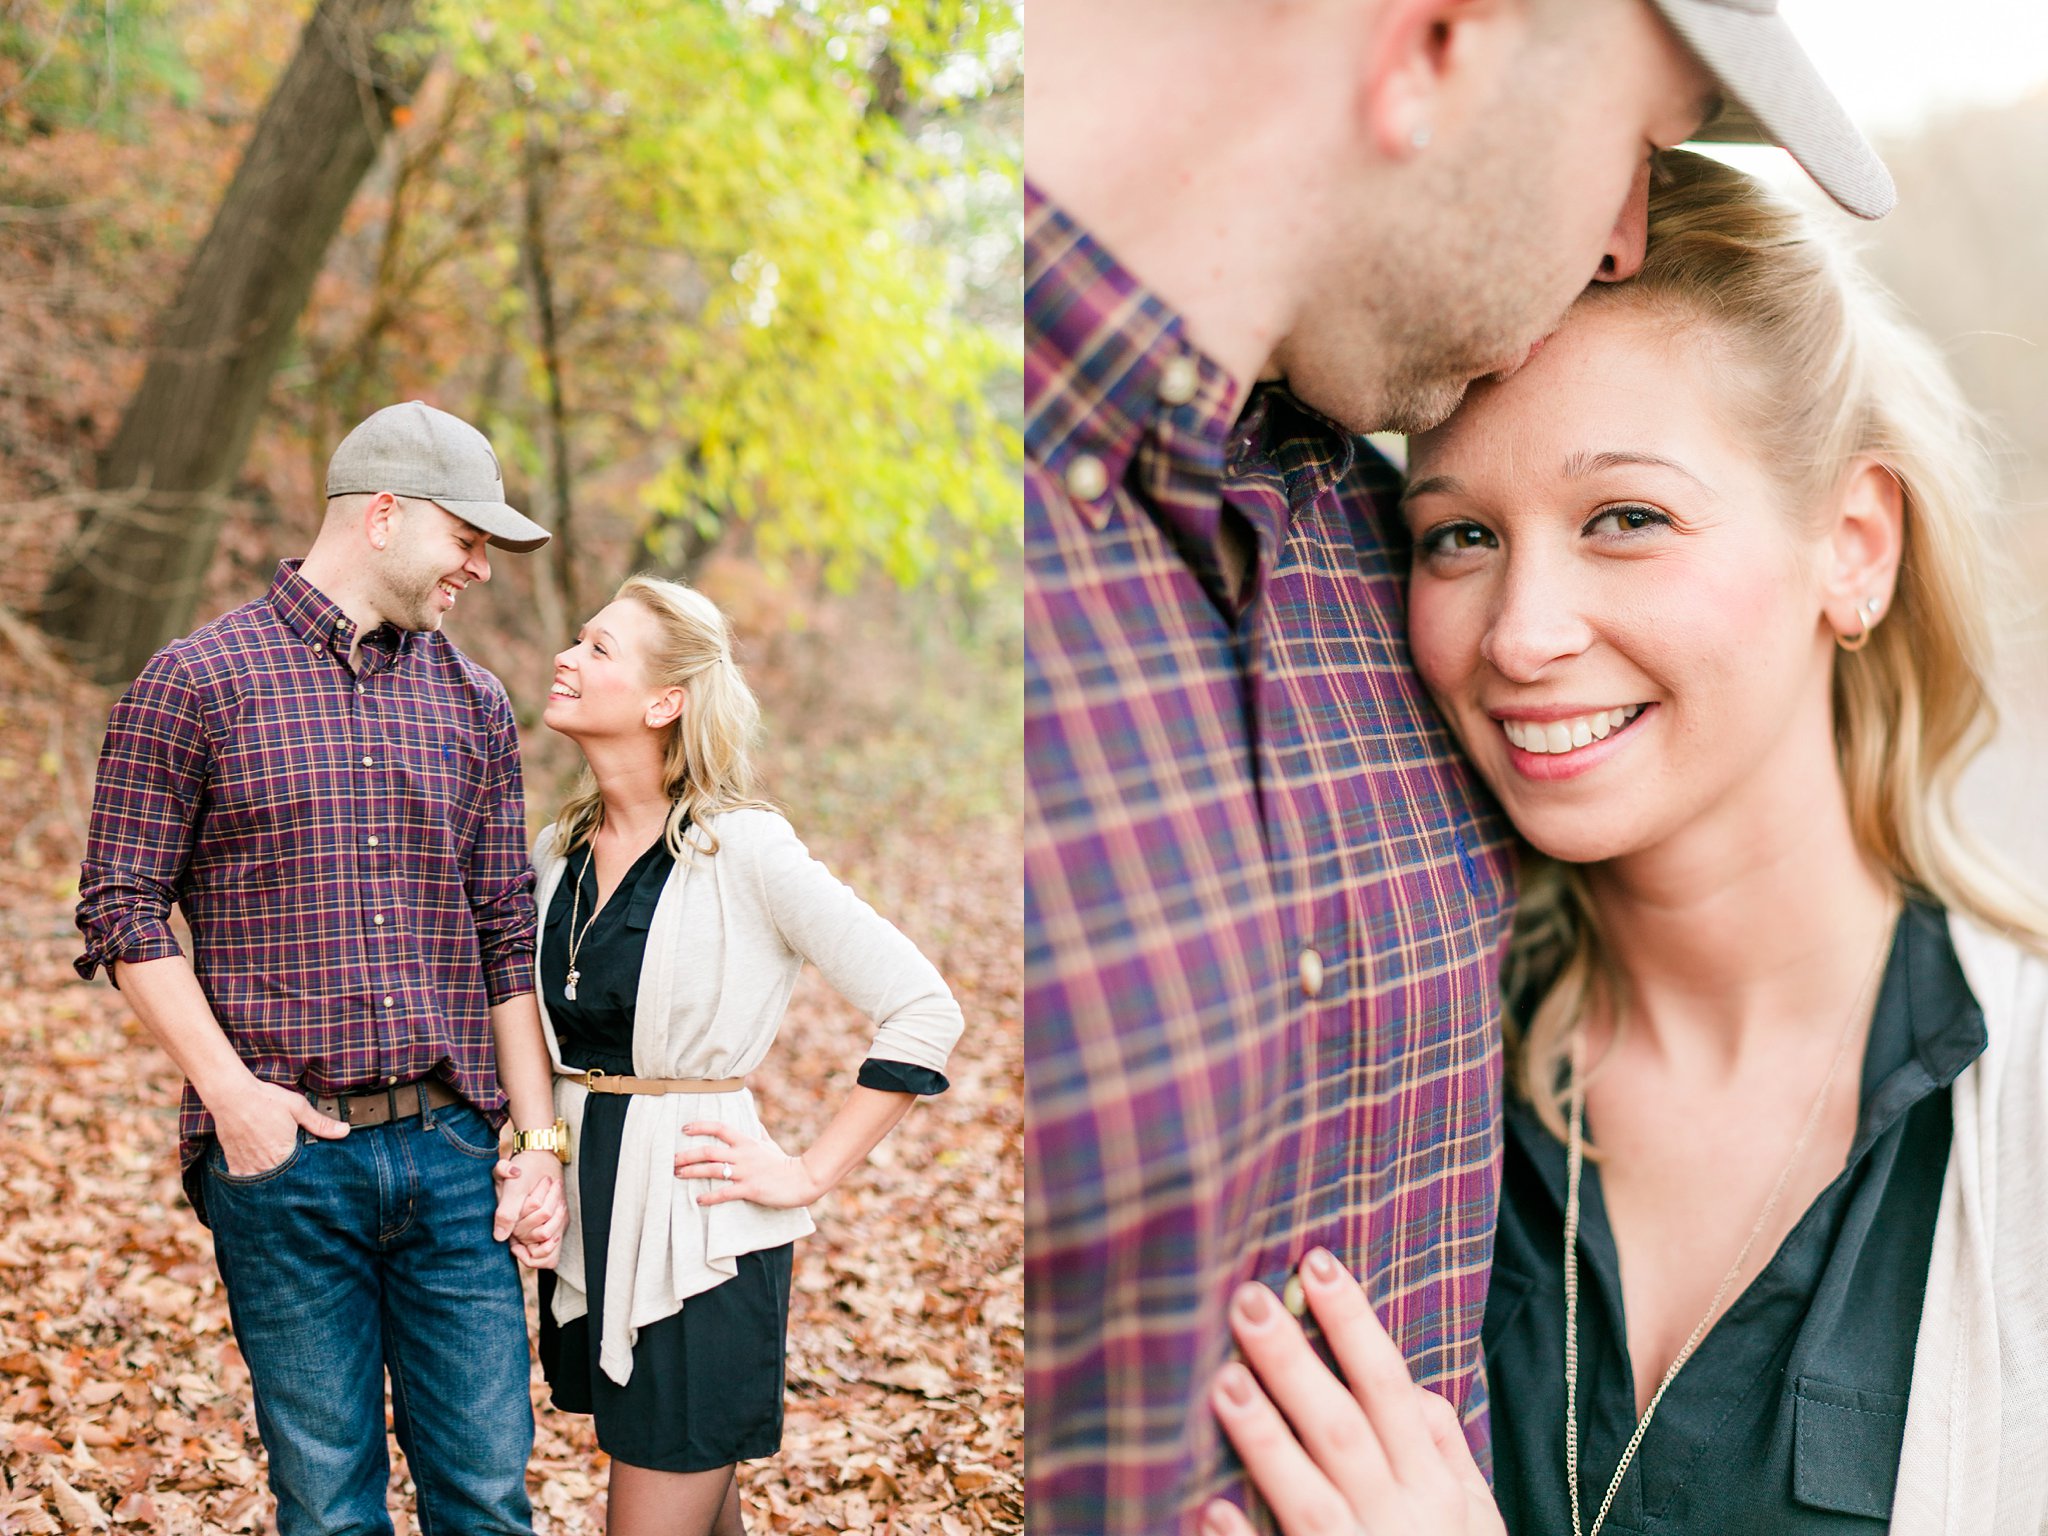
left=535, top=836, right=947, bottom=1472
left=1485, top=900, right=1986, bottom=1532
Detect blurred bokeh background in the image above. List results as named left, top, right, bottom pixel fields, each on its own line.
left=1703, top=0, right=2048, bottom=874
left=0, top=0, right=1020, bottom=1530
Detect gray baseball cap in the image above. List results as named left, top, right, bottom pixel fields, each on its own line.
left=326, top=401, right=552, bottom=552
left=1648, top=0, right=1895, bottom=220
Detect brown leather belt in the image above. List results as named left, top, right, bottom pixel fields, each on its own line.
left=578, top=1068, right=745, bottom=1096
left=307, top=1077, right=462, bottom=1126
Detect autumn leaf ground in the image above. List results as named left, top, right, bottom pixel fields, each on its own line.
left=0, top=592, right=1022, bottom=1536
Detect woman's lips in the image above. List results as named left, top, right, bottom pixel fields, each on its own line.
left=1495, top=702, right=1656, bottom=782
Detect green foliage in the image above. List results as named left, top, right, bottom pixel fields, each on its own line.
left=0, top=0, right=202, bottom=137
left=419, top=0, right=1021, bottom=593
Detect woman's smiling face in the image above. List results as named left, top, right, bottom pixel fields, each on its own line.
left=1403, top=299, right=1842, bottom=866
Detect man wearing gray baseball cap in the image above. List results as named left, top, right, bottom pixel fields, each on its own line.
left=1026, top=1, right=1891, bottom=1532
left=76, top=400, right=569, bottom=1535
left=327, top=399, right=553, bottom=555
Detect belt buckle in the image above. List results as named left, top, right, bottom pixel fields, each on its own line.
left=583, top=1067, right=605, bottom=1091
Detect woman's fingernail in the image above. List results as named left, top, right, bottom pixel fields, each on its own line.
left=1233, top=1283, right=1273, bottom=1326
left=1304, top=1247, right=1339, bottom=1283
left=1200, top=1500, right=1235, bottom=1535
left=1218, top=1362, right=1254, bottom=1406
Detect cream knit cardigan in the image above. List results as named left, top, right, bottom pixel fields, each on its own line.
left=1893, top=912, right=2048, bottom=1533
left=531, top=808, right=965, bottom=1385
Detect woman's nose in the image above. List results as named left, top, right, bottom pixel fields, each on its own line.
left=1481, top=563, right=1596, bottom=682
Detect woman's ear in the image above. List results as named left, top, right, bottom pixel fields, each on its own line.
left=1821, top=458, right=1904, bottom=643
left=645, top=685, right=687, bottom=731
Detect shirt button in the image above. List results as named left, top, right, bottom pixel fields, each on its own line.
left=366, top=835, right=380, bottom=847
left=1298, top=948, right=1325, bottom=999
left=1157, top=355, right=1200, bottom=406
left=1282, top=1271, right=1308, bottom=1318
left=361, top=755, right=373, bottom=767
left=356, top=684, right=365, bottom=696
left=373, top=914, right=385, bottom=926
left=1065, top=452, right=1109, bottom=502
left=382, top=996, right=395, bottom=1008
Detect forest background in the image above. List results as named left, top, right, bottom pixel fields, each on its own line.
left=0, top=0, right=1021, bottom=1532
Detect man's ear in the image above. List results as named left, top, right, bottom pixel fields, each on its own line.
left=1357, top=0, right=1515, bottom=161
left=364, top=492, right=401, bottom=553
left=645, top=686, right=687, bottom=731
left=1820, top=458, right=1905, bottom=642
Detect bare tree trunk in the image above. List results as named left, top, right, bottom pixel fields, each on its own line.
left=38, top=0, right=429, bottom=685
left=520, top=117, right=578, bottom=627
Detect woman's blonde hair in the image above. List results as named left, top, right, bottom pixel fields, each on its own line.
left=554, top=574, right=773, bottom=861
left=1508, top=149, right=2048, bottom=1141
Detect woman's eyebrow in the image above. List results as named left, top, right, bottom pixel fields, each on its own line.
left=1562, top=449, right=1715, bottom=496
left=1401, top=473, right=1463, bottom=503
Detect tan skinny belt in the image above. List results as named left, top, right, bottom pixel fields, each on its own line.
left=576, top=1067, right=746, bottom=1096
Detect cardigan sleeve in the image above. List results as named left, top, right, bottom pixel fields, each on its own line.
left=733, top=810, right=964, bottom=1077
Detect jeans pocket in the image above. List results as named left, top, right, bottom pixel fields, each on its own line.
left=432, top=1104, right=503, bottom=1161
left=209, top=1129, right=305, bottom=1186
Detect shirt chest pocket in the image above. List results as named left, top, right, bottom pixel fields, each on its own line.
left=390, top=726, right=490, bottom=845
left=1790, top=1376, right=1909, bottom=1520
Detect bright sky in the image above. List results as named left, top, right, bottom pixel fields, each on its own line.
left=1699, top=0, right=2048, bottom=186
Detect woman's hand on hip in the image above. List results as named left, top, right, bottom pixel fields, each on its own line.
left=677, top=1121, right=822, bottom=1208
left=1203, top=1248, right=1504, bottom=1536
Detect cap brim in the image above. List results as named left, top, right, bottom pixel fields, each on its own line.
left=1653, top=0, right=1896, bottom=220
left=430, top=497, right=552, bottom=553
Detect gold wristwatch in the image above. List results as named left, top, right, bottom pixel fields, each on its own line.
left=511, top=1116, right=572, bottom=1164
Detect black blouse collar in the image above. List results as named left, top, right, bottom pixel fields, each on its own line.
left=544, top=835, right=674, bottom=933
left=1507, top=898, right=1987, bottom=1192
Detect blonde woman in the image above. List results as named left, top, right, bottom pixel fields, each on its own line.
left=1200, top=152, right=2048, bottom=1536
left=513, top=575, right=963, bottom=1536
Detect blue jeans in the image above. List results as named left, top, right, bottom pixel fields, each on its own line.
left=203, top=1098, right=534, bottom=1536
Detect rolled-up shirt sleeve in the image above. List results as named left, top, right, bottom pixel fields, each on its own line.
left=468, top=687, right=537, bottom=1004
left=75, top=649, right=210, bottom=984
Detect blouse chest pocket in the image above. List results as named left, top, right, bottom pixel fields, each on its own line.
left=1790, top=1376, right=1909, bottom=1520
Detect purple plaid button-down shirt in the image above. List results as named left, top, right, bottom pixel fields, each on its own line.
left=75, top=559, right=536, bottom=1215
left=1025, top=184, right=1515, bottom=1533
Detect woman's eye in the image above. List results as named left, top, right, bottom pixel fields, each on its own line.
left=1586, top=504, right=1672, bottom=537
left=1418, top=521, right=1497, bottom=558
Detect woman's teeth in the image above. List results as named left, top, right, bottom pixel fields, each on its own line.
left=1501, top=704, right=1644, bottom=755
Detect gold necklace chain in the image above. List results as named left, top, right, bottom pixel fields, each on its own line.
left=1561, top=907, right=1898, bottom=1536
left=562, top=844, right=603, bottom=1002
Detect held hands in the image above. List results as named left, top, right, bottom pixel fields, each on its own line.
left=676, top=1121, right=822, bottom=1208
left=1204, top=1248, right=1504, bottom=1536
left=211, top=1077, right=349, bottom=1176
left=491, top=1150, right=568, bottom=1269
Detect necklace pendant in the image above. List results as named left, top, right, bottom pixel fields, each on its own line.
left=564, top=969, right=579, bottom=1002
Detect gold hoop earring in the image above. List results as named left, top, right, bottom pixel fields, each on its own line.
left=1836, top=596, right=1881, bottom=653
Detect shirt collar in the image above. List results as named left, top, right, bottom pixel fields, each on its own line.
left=1851, top=898, right=1987, bottom=1159
left=1026, top=181, right=1239, bottom=533
left=268, top=559, right=410, bottom=671
left=1506, top=898, right=1989, bottom=1181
